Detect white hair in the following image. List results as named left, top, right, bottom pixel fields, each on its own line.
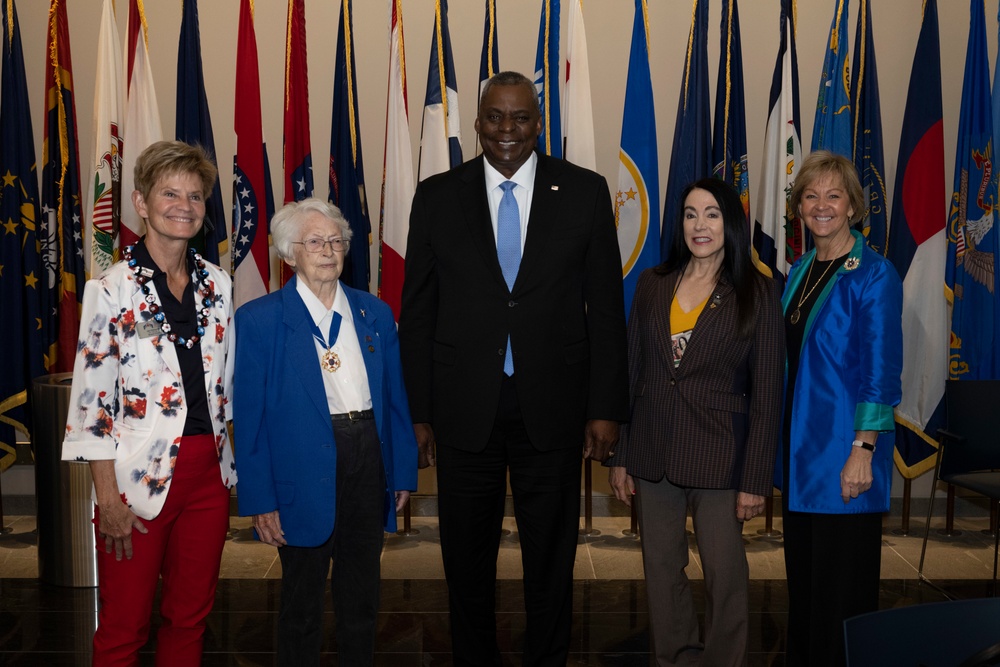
left=270, top=198, right=353, bottom=262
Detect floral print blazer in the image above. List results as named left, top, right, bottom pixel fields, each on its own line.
left=62, top=259, right=237, bottom=520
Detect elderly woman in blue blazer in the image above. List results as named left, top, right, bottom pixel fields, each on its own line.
left=233, top=198, right=418, bottom=666
left=777, top=151, right=903, bottom=667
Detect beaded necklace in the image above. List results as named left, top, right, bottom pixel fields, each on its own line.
left=124, top=244, right=214, bottom=349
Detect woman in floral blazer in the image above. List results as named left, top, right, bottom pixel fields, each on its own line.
left=62, top=141, right=236, bottom=666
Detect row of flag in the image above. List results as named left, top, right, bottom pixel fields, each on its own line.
left=1, top=0, right=998, bottom=488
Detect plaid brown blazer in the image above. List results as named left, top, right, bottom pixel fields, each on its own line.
left=608, top=268, right=785, bottom=497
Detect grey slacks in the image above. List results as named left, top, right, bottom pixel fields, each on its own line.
left=636, top=477, right=749, bottom=667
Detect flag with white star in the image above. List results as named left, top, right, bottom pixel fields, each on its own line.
left=615, top=0, right=659, bottom=317
left=1, top=0, right=44, bottom=469
left=41, top=0, right=86, bottom=373
left=232, top=0, right=271, bottom=308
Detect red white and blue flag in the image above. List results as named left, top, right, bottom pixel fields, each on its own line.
left=232, top=0, right=272, bottom=307
left=418, top=0, right=462, bottom=180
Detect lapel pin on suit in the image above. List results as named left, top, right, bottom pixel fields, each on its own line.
left=360, top=308, right=366, bottom=317
left=710, top=293, right=722, bottom=309
left=551, top=185, right=559, bottom=191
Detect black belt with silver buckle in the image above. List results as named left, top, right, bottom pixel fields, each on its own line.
left=330, top=409, right=374, bottom=421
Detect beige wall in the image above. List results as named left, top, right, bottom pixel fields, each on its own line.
left=10, top=0, right=992, bottom=497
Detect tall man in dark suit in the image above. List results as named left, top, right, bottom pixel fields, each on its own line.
left=399, top=71, right=629, bottom=666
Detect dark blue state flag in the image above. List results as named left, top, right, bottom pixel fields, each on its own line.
left=661, top=0, right=711, bottom=262
left=0, top=0, right=43, bottom=469
left=479, top=0, right=499, bottom=99
left=851, top=0, right=888, bottom=256
left=811, top=0, right=852, bottom=157
left=330, top=0, right=371, bottom=290
left=534, top=0, right=561, bottom=158
left=886, top=0, right=946, bottom=479
left=946, top=0, right=1000, bottom=381
left=176, top=0, right=227, bottom=263
left=712, top=0, right=750, bottom=226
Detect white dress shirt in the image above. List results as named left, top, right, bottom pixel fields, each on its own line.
left=484, top=152, right=537, bottom=254
left=296, top=278, right=373, bottom=414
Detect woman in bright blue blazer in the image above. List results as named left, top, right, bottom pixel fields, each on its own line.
left=776, top=152, right=902, bottom=667
left=233, top=198, right=418, bottom=665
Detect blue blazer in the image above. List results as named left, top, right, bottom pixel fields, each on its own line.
left=233, top=277, right=418, bottom=546
left=775, top=231, right=903, bottom=514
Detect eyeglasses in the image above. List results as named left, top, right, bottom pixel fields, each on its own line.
left=292, top=237, right=350, bottom=253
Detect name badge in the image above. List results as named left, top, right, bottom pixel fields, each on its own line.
left=137, top=320, right=163, bottom=339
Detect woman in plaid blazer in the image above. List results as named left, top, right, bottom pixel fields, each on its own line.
left=607, top=178, right=785, bottom=667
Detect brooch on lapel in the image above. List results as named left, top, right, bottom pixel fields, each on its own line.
left=843, top=257, right=860, bottom=271
left=360, top=308, right=366, bottom=317
left=709, top=293, right=722, bottom=309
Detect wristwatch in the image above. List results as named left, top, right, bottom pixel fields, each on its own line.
left=852, top=439, right=875, bottom=452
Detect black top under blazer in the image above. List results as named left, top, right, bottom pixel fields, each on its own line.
left=609, top=268, right=785, bottom=497
left=398, top=153, right=629, bottom=452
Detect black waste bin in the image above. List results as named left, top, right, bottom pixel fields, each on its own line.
left=32, top=373, right=98, bottom=587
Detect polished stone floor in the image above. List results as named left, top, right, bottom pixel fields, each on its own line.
left=1, top=512, right=998, bottom=665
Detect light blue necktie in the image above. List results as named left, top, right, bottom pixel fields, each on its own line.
left=497, top=181, right=520, bottom=376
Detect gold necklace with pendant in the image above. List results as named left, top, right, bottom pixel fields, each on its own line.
left=790, top=257, right=837, bottom=325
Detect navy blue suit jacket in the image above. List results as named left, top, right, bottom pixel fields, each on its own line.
left=233, top=277, right=418, bottom=546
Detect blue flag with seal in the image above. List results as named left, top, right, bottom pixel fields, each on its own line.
left=712, top=0, right=750, bottom=227
left=330, top=0, right=371, bottom=290
left=616, top=0, right=659, bottom=317
left=946, top=0, right=1000, bottom=381
left=886, top=0, right=946, bottom=479
left=811, top=0, right=852, bottom=157
left=534, top=0, right=561, bottom=158
left=851, top=0, right=888, bottom=256
left=176, top=0, right=227, bottom=263
left=0, top=0, right=43, bottom=469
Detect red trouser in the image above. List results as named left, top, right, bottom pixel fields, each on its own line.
left=91, top=434, right=230, bottom=667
